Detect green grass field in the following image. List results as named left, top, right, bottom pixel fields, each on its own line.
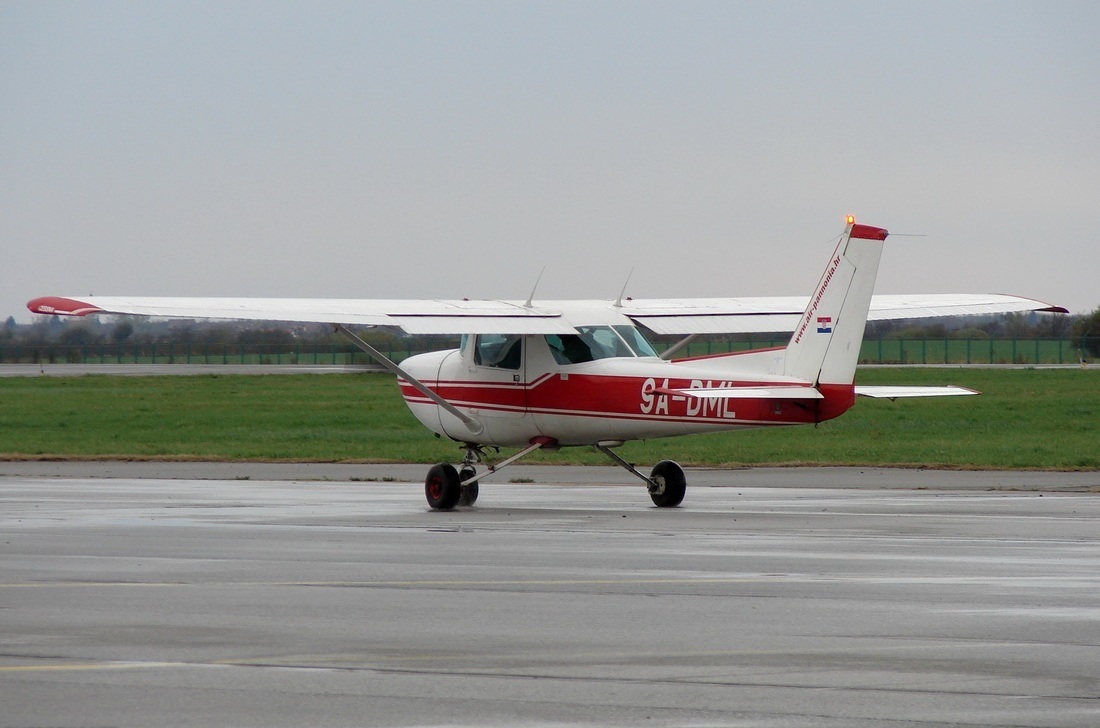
left=0, top=368, right=1096, bottom=469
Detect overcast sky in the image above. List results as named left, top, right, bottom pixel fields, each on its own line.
left=3, top=1, right=1097, bottom=323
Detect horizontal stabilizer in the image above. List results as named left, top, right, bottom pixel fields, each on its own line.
left=655, top=385, right=824, bottom=400
left=855, top=385, right=979, bottom=399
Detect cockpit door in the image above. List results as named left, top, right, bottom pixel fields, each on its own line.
left=462, top=333, right=529, bottom=425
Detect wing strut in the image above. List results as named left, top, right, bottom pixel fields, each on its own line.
left=334, top=324, right=485, bottom=436
left=660, top=334, right=698, bottom=361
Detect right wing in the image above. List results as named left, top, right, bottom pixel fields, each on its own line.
left=621, top=293, right=1068, bottom=335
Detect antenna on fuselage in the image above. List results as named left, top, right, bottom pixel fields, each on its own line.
left=613, top=267, right=635, bottom=308
left=524, top=267, right=546, bottom=308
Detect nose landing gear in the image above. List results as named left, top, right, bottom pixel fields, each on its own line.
left=457, top=447, right=481, bottom=507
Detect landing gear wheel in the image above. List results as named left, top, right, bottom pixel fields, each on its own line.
left=649, top=460, right=686, bottom=508
left=425, top=463, right=461, bottom=510
left=458, top=466, right=479, bottom=506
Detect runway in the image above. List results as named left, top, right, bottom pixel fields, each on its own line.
left=2, top=468, right=1098, bottom=727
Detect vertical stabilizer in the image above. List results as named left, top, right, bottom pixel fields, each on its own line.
left=784, top=221, right=888, bottom=385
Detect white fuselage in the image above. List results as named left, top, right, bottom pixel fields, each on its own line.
left=398, top=331, right=851, bottom=448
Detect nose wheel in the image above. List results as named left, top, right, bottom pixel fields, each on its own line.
left=458, top=466, right=479, bottom=506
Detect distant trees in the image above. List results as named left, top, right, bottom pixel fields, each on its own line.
left=111, top=321, right=134, bottom=342
left=0, top=317, right=337, bottom=348
left=0, top=310, right=1092, bottom=362
left=1069, top=307, right=1100, bottom=358
left=56, top=324, right=98, bottom=347
left=863, top=311, right=1083, bottom=341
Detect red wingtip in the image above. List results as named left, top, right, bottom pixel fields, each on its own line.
left=26, top=296, right=104, bottom=317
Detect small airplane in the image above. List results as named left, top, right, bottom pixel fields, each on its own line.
left=29, top=217, right=1065, bottom=509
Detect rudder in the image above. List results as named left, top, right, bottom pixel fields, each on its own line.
left=783, top=220, right=888, bottom=386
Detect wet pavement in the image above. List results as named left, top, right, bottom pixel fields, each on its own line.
left=1, top=471, right=1098, bottom=727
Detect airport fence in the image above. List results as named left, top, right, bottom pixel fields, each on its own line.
left=0, top=338, right=458, bottom=367
left=672, top=336, right=1097, bottom=366
left=1, top=337, right=1096, bottom=367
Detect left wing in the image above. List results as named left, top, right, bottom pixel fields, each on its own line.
left=26, top=296, right=576, bottom=335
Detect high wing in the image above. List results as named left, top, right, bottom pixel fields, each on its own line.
left=27, top=292, right=1065, bottom=336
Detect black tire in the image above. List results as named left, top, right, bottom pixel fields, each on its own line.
left=458, top=467, right=479, bottom=506
left=649, top=460, right=686, bottom=508
left=425, top=463, right=461, bottom=510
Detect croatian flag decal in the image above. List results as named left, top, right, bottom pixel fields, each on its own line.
left=816, top=316, right=833, bottom=334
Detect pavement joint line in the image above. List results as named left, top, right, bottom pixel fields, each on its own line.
left=5, top=574, right=1096, bottom=590
left=0, top=661, right=179, bottom=673
left=0, top=576, right=779, bottom=589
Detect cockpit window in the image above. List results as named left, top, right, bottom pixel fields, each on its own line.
left=474, top=334, right=522, bottom=370
left=544, top=325, right=658, bottom=365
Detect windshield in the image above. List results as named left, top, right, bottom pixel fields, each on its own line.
left=613, top=325, right=659, bottom=357
left=545, top=325, right=658, bottom=365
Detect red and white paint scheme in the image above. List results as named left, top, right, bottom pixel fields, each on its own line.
left=29, top=218, right=1065, bottom=509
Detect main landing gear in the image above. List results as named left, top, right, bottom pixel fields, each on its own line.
left=424, top=446, right=483, bottom=509
left=423, top=440, right=687, bottom=510
left=647, top=459, right=688, bottom=508
left=424, top=463, right=461, bottom=510
left=595, top=444, right=686, bottom=508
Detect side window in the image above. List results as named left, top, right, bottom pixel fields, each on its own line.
left=545, top=334, right=594, bottom=365
left=474, top=334, right=522, bottom=370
